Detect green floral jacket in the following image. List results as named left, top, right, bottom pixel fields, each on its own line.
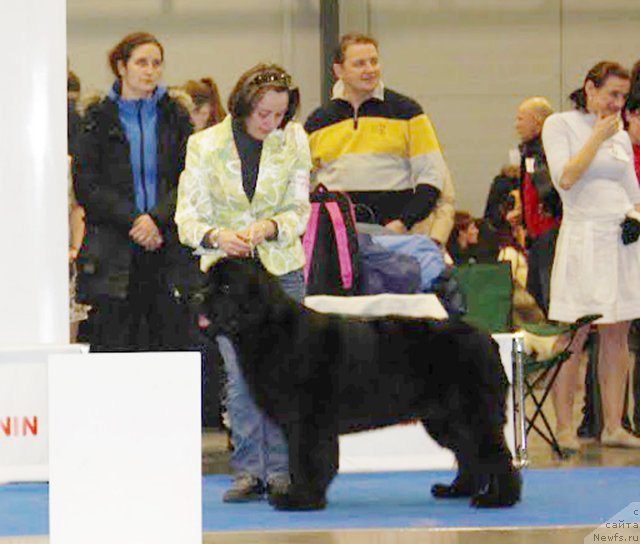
left=175, top=115, right=311, bottom=275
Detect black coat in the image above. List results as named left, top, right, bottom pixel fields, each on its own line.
left=75, top=92, right=201, bottom=302
left=519, top=136, right=562, bottom=221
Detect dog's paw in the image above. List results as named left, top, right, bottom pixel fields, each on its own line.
left=270, top=491, right=327, bottom=511
left=431, top=475, right=474, bottom=499
left=470, top=471, right=521, bottom=508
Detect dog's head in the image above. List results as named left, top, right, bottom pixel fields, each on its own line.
left=199, top=257, right=293, bottom=339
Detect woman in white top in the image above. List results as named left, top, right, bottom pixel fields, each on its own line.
left=542, top=61, right=640, bottom=450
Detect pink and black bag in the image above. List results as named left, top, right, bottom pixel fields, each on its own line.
left=302, top=184, right=362, bottom=296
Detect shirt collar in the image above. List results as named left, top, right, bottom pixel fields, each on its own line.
left=331, top=80, right=385, bottom=102
left=108, top=80, right=166, bottom=106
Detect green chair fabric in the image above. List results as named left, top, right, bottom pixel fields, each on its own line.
left=453, top=262, right=514, bottom=333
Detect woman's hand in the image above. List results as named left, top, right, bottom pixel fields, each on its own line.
left=241, top=220, right=277, bottom=247
left=130, top=214, right=163, bottom=251
left=558, top=113, right=620, bottom=191
left=592, top=112, right=620, bottom=144
left=214, top=229, right=252, bottom=257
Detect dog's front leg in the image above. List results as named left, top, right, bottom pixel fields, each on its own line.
left=270, top=421, right=337, bottom=511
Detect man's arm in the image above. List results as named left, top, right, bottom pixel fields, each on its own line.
left=398, top=112, right=447, bottom=229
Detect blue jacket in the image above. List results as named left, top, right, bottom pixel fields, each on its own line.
left=108, top=82, right=165, bottom=213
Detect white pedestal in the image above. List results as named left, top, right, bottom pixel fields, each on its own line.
left=48, top=352, right=201, bottom=544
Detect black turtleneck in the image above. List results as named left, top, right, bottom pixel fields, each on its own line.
left=232, top=118, right=263, bottom=201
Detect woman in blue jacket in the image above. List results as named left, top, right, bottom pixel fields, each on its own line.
left=75, top=32, right=197, bottom=351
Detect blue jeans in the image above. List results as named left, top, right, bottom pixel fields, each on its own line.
left=217, top=268, right=305, bottom=483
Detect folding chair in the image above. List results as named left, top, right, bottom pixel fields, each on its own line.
left=453, top=262, right=602, bottom=459
left=452, top=262, right=513, bottom=334
left=518, top=314, right=601, bottom=458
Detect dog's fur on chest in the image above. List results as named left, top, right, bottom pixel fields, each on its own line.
left=204, top=258, right=521, bottom=511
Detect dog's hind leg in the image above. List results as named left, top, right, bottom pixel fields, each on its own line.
left=466, top=429, right=521, bottom=508
left=421, top=415, right=521, bottom=507
left=270, top=424, right=338, bottom=511
left=420, top=416, right=476, bottom=499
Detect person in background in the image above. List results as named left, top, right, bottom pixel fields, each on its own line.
left=542, top=61, right=640, bottom=450
left=182, top=77, right=226, bottom=132
left=176, top=63, right=311, bottom=503
left=446, top=212, right=482, bottom=266
left=75, top=31, right=197, bottom=352
left=447, top=211, right=528, bottom=292
left=515, top=97, right=560, bottom=243
left=68, top=70, right=82, bottom=158
left=617, top=73, right=640, bottom=435
left=483, top=164, right=521, bottom=236
left=305, top=33, right=455, bottom=245
left=180, top=76, right=229, bottom=429
left=68, top=156, right=90, bottom=342
left=514, top=96, right=561, bottom=316
left=625, top=94, right=640, bottom=182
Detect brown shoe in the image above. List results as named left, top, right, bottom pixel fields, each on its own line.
left=600, top=428, right=640, bottom=448
left=222, top=474, right=265, bottom=503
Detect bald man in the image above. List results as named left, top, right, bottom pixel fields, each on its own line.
left=515, top=96, right=561, bottom=315
left=515, top=97, right=561, bottom=242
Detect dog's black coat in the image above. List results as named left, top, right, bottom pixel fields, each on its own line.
left=205, top=258, right=521, bottom=510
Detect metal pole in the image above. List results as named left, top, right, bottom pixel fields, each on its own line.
left=320, top=0, right=340, bottom=105
left=512, top=334, right=529, bottom=468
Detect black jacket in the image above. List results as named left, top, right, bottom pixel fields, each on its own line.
left=75, top=91, right=200, bottom=301
left=519, top=136, right=562, bottom=221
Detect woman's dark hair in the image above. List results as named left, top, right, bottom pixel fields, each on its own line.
left=569, top=61, right=629, bottom=112
left=446, top=211, right=477, bottom=264
left=227, top=63, right=299, bottom=127
left=450, top=211, right=476, bottom=245
left=183, top=77, right=226, bottom=127
left=108, top=32, right=164, bottom=79
left=626, top=59, right=640, bottom=113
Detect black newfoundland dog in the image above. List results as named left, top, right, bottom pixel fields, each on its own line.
left=203, top=258, right=521, bottom=511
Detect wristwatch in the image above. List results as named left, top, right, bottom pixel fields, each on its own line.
left=203, top=228, right=221, bottom=250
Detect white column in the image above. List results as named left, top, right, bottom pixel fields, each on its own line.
left=0, top=0, right=68, bottom=346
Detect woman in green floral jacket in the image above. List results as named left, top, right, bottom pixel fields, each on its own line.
left=176, top=63, right=311, bottom=504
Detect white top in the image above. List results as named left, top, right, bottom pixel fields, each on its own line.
left=542, top=110, right=640, bottom=222
left=542, top=110, right=640, bottom=323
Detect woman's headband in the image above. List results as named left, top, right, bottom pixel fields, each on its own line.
left=248, top=71, right=292, bottom=89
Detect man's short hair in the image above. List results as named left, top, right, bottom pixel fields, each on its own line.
left=332, top=33, right=379, bottom=65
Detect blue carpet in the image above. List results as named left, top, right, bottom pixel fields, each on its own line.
left=0, top=483, right=48, bottom=536
left=1, top=468, right=638, bottom=536
left=203, top=468, right=637, bottom=531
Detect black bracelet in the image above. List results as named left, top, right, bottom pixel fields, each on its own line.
left=267, top=220, right=279, bottom=240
